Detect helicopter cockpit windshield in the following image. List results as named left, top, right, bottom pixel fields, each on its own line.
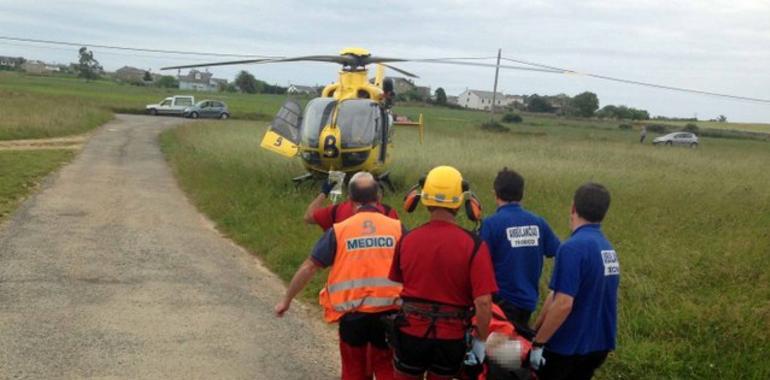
left=336, top=100, right=380, bottom=148
left=301, top=98, right=336, bottom=148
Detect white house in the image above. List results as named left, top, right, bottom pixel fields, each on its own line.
left=178, top=69, right=226, bottom=92
left=21, top=60, right=59, bottom=75
left=456, top=90, right=506, bottom=110
left=287, top=84, right=319, bottom=96
left=456, top=89, right=525, bottom=110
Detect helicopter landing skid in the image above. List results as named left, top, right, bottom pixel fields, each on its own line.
left=377, top=171, right=396, bottom=193
left=292, top=173, right=315, bottom=187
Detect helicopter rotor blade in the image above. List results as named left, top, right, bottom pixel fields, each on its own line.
left=265, top=55, right=354, bottom=64
left=161, top=58, right=274, bottom=70
left=361, top=56, right=409, bottom=64
left=410, top=59, right=564, bottom=74
left=380, top=63, right=419, bottom=78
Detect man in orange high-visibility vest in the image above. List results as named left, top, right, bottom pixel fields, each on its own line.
left=276, top=171, right=405, bottom=380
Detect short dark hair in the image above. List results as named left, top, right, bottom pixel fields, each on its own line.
left=350, top=180, right=379, bottom=204
left=574, top=182, right=611, bottom=223
left=494, top=167, right=524, bottom=202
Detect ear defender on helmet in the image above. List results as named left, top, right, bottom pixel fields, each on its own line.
left=403, top=175, right=427, bottom=213
left=403, top=184, right=421, bottom=213
left=404, top=173, right=482, bottom=222
left=464, top=192, right=483, bottom=222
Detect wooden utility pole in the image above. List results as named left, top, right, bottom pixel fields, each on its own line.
left=490, top=48, right=502, bottom=118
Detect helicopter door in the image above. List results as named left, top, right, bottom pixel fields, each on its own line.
left=260, top=100, right=302, bottom=157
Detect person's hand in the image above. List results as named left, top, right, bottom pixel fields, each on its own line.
left=529, top=346, right=545, bottom=370
left=274, top=298, right=291, bottom=318
left=320, top=180, right=337, bottom=196
left=463, top=338, right=486, bottom=365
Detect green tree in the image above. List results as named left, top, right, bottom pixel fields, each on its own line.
left=434, top=87, right=447, bottom=105
left=718, top=114, right=727, bottom=122
left=143, top=71, right=152, bottom=82
left=570, top=91, right=599, bottom=117
left=156, top=75, right=179, bottom=89
left=526, top=94, right=553, bottom=113
left=77, top=47, right=102, bottom=81
left=235, top=70, right=258, bottom=94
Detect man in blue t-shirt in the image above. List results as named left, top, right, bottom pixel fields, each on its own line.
left=530, top=182, right=619, bottom=380
left=480, top=167, right=560, bottom=328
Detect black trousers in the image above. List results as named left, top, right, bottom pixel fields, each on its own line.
left=537, top=350, right=609, bottom=380
left=493, top=295, right=532, bottom=328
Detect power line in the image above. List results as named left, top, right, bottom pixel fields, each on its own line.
left=0, top=35, right=280, bottom=59
left=500, top=57, right=770, bottom=104
left=0, top=40, right=218, bottom=63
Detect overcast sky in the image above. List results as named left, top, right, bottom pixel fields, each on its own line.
left=2, top=0, right=770, bottom=122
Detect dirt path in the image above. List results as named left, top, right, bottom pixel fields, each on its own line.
left=0, top=114, right=338, bottom=379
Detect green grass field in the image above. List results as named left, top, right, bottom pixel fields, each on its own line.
left=3, top=71, right=770, bottom=377
left=0, top=71, right=288, bottom=140
left=0, top=150, right=75, bottom=221
left=161, top=107, right=769, bottom=379
left=0, top=88, right=113, bottom=140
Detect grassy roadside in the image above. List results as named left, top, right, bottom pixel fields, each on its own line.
left=0, top=89, right=112, bottom=140
left=161, top=111, right=769, bottom=378
left=0, top=150, right=75, bottom=222
left=0, top=72, right=288, bottom=122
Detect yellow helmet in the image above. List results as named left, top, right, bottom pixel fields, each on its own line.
left=421, top=166, right=464, bottom=209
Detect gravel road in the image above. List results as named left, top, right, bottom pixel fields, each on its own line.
left=0, top=115, right=339, bottom=379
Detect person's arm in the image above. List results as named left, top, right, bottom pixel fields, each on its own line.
left=275, top=230, right=335, bottom=316
left=469, top=242, right=498, bottom=340
left=532, top=292, right=573, bottom=344
left=274, top=258, right=321, bottom=317
left=534, top=291, right=554, bottom=330
left=303, top=193, right=327, bottom=225
left=303, top=181, right=336, bottom=224
left=539, top=219, right=560, bottom=258
left=474, top=294, right=493, bottom=340
left=388, top=238, right=404, bottom=283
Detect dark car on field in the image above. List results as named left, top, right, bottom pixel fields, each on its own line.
left=183, top=100, right=230, bottom=119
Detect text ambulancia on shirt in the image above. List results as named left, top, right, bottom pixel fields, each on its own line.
left=346, top=235, right=396, bottom=251
left=506, top=225, right=540, bottom=248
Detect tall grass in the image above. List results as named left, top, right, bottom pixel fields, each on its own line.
left=0, top=89, right=113, bottom=140
left=161, top=108, right=769, bottom=378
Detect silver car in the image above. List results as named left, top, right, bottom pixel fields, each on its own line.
left=183, top=100, right=230, bottom=119
left=653, top=132, right=699, bottom=147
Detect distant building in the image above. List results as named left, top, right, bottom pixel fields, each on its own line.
left=415, top=85, right=432, bottom=99
left=0, top=56, right=24, bottom=70
left=287, top=84, right=319, bottom=96
left=456, top=89, right=506, bottom=110
left=178, top=69, right=226, bottom=92
left=379, top=76, right=430, bottom=100
left=446, top=95, right=459, bottom=105
left=115, top=66, right=150, bottom=83
left=21, top=60, right=59, bottom=75
left=390, top=77, right=416, bottom=94
left=456, top=89, right=525, bottom=110
left=505, top=95, right=525, bottom=106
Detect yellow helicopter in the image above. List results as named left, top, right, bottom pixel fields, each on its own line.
left=162, top=48, right=567, bottom=186
left=164, top=47, right=425, bottom=187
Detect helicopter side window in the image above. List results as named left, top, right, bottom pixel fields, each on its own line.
left=336, top=100, right=379, bottom=149
left=301, top=98, right=336, bottom=148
